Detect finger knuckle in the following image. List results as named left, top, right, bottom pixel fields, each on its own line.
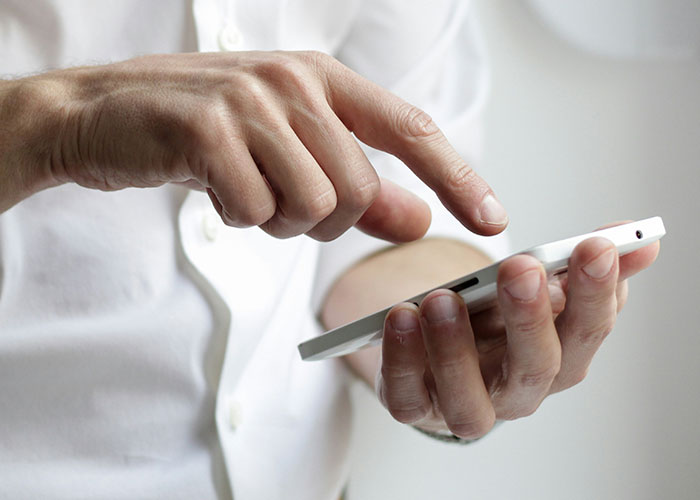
left=394, top=102, right=440, bottom=139
left=501, top=401, right=543, bottom=420
left=305, top=227, right=340, bottom=243
left=496, top=407, right=520, bottom=421
left=576, top=281, right=618, bottom=309
left=233, top=76, right=283, bottom=128
left=444, top=162, right=478, bottom=193
left=516, top=362, right=560, bottom=389
left=306, top=223, right=353, bottom=243
left=259, top=215, right=298, bottom=239
left=387, top=402, right=430, bottom=424
left=381, top=362, right=412, bottom=380
left=259, top=52, right=302, bottom=77
left=292, top=51, right=340, bottom=98
left=344, top=174, right=380, bottom=212
left=576, top=318, right=616, bottom=347
left=518, top=405, right=539, bottom=419
left=299, top=186, right=337, bottom=223
left=448, top=412, right=495, bottom=440
left=239, top=74, right=269, bottom=106
left=193, top=100, right=231, bottom=147
left=567, top=367, right=590, bottom=388
left=301, top=50, right=334, bottom=69
left=511, top=314, right=552, bottom=337
left=237, top=200, right=276, bottom=227
left=256, top=53, right=320, bottom=98
left=435, top=355, right=472, bottom=379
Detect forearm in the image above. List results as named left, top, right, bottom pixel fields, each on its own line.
left=0, top=77, right=67, bottom=212
left=320, top=237, right=493, bottom=389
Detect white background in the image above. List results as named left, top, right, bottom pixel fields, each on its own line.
left=347, top=1, right=700, bottom=499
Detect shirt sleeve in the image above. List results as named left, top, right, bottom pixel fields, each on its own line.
left=311, top=0, right=511, bottom=312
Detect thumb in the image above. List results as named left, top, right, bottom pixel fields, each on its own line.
left=354, top=178, right=431, bottom=244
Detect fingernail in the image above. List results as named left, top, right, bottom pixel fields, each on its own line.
left=504, top=269, right=541, bottom=301
left=389, top=308, right=418, bottom=333
left=423, top=294, right=459, bottom=324
left=479, top=194, right=508, bottom=226
left=582, top=249, right=615, bottom=279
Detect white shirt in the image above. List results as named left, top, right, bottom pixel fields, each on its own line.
left=0, top=1, right=509, bottom=499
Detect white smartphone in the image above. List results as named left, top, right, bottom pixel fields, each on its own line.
left=298, top=216, right=666, bottom=361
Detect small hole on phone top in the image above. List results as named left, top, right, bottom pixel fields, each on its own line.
left=636, top=230, right=643, bottom=239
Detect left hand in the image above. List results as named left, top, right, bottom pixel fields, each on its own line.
left=376, top=229, right=660, bottom=438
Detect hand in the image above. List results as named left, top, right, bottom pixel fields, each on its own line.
left=1, top=51, right=507, bottom=242
left=376, top=227, right=660, bottom=438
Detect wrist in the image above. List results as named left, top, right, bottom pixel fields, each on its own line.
left=0, top=74, right=75, bottom=211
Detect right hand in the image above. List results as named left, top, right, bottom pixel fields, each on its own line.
left=1, top=51, right=507, bottom=242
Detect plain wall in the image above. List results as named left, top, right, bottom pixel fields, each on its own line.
left=347, top=1, right=700, bottom=499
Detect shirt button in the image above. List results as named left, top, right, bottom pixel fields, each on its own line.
left=228, top=399, right=244, bottom=431
left=202, top=212, right=220, bottom=242
left=218, top=23, right=244, bottom=51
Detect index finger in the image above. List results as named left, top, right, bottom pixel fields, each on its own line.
left=322, top=56, right=508, bottom=236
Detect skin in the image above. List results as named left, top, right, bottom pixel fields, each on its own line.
left=323, top=234, right=659, bottom=438
left=0, top=51, right=659, bottom=438
left=0, top=51, right=507, bottom=241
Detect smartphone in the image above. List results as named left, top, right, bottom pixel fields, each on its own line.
left=298, top=217, right=666, bottom=361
